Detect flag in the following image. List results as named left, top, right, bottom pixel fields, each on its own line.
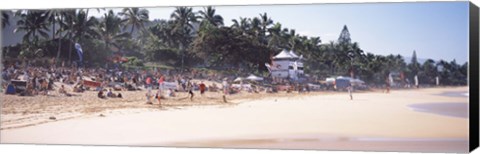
left=74, top=43, right=83, bottom=62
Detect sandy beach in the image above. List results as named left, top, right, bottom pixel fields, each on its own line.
left=0, top=87, right=469, bottom=153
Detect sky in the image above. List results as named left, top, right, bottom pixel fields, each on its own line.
left=90, top=2, right=470, bottom=63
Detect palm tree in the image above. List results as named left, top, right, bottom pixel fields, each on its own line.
left=1, top=11, right=10, bottom=29
left=70, top=10, right=100, bottom=43
left=97, top=10, right=130, bottom=50
left=56, top=10, right=78, bottom=63
left=198, top=6, right=223, bottom=27
left=44, top=10, right=64, bottom=40
left=267, top=22, right=285, bottom=49
left=170, top=7, right=199, bottom=71
left=14, top=10, right=50, bottom=48
left=258, top=12, right=273, bottom=44
left=119, top=8, right=150, bottom=35
left=231, top=17, right=249, bottom=36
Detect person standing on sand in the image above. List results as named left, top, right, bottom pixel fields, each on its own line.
left=222, top=78, right=229, bottom=103
left=199, top=81, right=206, bottom=96
left=156, top=88, right=162, bottom=107
left=414, top=75, right=419, bottom=88
left=347, top=82, right=353, bottom=100
left=146, top=89, right=154, bottom=104
left=186, top=80, right=194, bottom=101
left=146, top=76, right=152, bottom=89
left=385, top=76, right=390, bottom=94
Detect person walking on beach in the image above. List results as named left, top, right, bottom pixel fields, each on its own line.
left=186, top=80, right=194, bottom=101
left=347, top=82, right=353, bottom=100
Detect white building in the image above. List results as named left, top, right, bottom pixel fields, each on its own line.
left=265, top=49, right=304, bottom=81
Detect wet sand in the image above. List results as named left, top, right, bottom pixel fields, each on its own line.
left=0, top=87, right=469, bottom=152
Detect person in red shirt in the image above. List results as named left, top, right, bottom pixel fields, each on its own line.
left=146, top=77, right=152, bottom=88
left=199, top=81, right=206, bottom=96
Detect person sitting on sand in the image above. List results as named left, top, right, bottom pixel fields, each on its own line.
left=98, top=90, right=106, bottom=99
left=167, top=88, right=175, bottom=97
left=107, top=89, right=116, bottom=98
left=59, top=85, right=72, bottom=97
left=40, top=79, right=49, bottom=95
left=117, top=93, right=123, bottom=98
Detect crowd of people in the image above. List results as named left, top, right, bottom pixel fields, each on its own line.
left=2, top=60, right=245, bottom=105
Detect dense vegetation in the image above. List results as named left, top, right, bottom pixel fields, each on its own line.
left=1, top=7, right=468, bottom=85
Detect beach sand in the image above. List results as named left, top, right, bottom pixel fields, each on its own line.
left=0, top=87, right=469, bottom=153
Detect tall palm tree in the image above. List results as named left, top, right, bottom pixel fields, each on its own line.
left=14, top=10, right=50, bottom=48
left=170, top=7, right=199, bottom=71
left=1, top=11, right=10, bottom=29
left=56, top=10, right=78, bottom=63
left=231, top=17, right=249, bottom=35
left=267, top=22, right=286, bottom=49
left=258, top=12, right=273, bottom=44
left=198, top=6, right=223, bottom=27
left=44, top=10, right=64, bottom=40
left=70, top=10, right=100, bottom=43
left=119, top=8, right=150, bottom=35
left=97, top=10, right=130, bottom=51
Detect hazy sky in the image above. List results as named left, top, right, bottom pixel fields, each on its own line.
left=90, top=2, right=470, bottom=63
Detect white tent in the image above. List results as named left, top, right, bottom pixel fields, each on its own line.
left=273, top=49, right=295, bottom=59
left=289, top=50, right=299, bottom=58
left=246, top=74, right=264, bottom=81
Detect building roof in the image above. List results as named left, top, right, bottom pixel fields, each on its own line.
left=273, top=49, right=300, bottom=60
left=289, top=50, right=299, bottom=58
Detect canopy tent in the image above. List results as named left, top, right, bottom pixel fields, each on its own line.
left=245, top=74, right=264, bottom=81
left=289, top=50, right=299, bottom=58
left=273, top=49, right=297, bottom=59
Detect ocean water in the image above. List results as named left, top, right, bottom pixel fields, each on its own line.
left=437, top=91, right=469, bottom=98
left=408, top=103, right=468, bottom=118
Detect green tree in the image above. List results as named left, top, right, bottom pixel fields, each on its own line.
left=198, top=6, right=223, bottom=27
left=14, top=10, right=50, bottom=48
left=97, top=10, right=130, bottom=50
left=119, top=8, right=150, bottom=35
left=170, top=7, right=199, bottom=70
left=1, top=11, right=10, bottom=29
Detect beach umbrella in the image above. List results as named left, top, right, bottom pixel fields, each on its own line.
left=234, top=77, right=244, bottom=82
left=246, top=74, right=264, bottom=81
